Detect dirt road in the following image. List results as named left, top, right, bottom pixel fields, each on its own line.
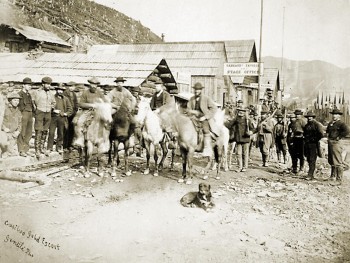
left=0, top=149, right=349, bottom=263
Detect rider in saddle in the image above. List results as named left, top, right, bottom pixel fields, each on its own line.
left=73, top=77, right=107, bottom=149
left=148, top=77, right=176, bottom=149
left=187, top=82, right=220, bottom=157
left=150, top=78, right=173, bottom=112
left=107, top=77, right=135, bottom=112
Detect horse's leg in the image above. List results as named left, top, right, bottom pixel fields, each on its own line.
left=185, top=147, right=195, bottom=185
left=158, top=140, right=168, bottom=172
left=107, top=140, right=113, bottom=166
left=177, top=147, right=187, bottom=183
left=170, top=148, right=175, bottom=170
left=153, top=144, right=160, bottom=177
left=124, top=139, right=131, bottom=176
left=85, top=141, right=93, bottom=177
left=78, top=147, right=83, bottom=166
left=214, top=145, right=222, bottom=180
left=111, top=140, right=119, bottom=177
left=143, top=140, right=151, bottom=175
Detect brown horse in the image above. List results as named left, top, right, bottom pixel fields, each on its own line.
left=159, top=105, right=225, bottom=184
left=108, top=98, right=136, bottom=177
left=73, top=102, right=113, bottom=176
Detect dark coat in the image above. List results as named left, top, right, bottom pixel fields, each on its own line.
left=150, top=90, right=172, bottom=110
left=227, top=116, right=254, bottom=143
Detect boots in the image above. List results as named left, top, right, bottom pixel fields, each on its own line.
left=336, top=166, right=343, bottom=183
left=41, top=131, right=49, bottom=156
left=329, top=166, right=336, bottom=181
left=236, top=154, right=243, bottom=172
left=34, top=130, right=42, bottom=158
left=202, top=134, right=213, bottom=157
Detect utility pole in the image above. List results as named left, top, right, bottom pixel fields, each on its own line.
left=281, top=6, right=285, bottom=106
left=258, top=0, right=264, bottom=103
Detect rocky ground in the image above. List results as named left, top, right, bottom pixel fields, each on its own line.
left=0, top=147, right=349, bottom=263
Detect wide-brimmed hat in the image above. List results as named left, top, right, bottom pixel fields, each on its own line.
left=275, top=109, right=283, bottom=118
left=148, top=75, right=159, bottom=83
left=22, top=77, right=32, bottom=84
left=66, top=81, right=76, bottom=86
left=130, top=86, right=141, bottom=93
left=7, top=92, right=21, bottom=100
left=55, top=83, right=66, bottom=90
left=114, top=77, right=126, bottom=83
left=294, top=109, right=303, bottom=115
left=42, top=76, right=52, bottom=84
left=87, top=77, right=100, bottom=84
left=237, top=100, right=243, bottom=103
left=192, top=82, right=204, bottom=90
left=304, top=110, right=316, bottom=117
left=236, top=107, right=247, bottom=112
left=288, top=113, right=296, bottom=118
left=155, top=78, right=163, bottom=84
left=330, top=108, right=343, bottom=115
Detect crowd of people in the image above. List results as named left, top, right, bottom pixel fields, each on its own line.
left=1, top=77, right=349, bottom=185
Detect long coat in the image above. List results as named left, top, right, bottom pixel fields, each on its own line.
left=187, top=94, right=219, bottom=135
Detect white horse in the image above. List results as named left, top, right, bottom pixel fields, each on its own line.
left=204, top=109, right=230, bottom=178
left=135, top=97, right=174, bottom=176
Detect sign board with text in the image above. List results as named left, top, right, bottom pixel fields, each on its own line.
left=249, top=83, right=274, bottom=89
left=223, top=63, right=263, bottom=76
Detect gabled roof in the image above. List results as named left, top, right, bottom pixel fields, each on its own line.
left=260, top=68, right=280, bottom=88
left=10, top=24, right=71, bottom=47
left=88, top=40, right=256, bottom=79
left=0, top=52, right=173, bottom=86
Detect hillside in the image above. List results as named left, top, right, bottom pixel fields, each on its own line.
left=263, top=56, right=350, bottom=105
left=0, top=0, right=162, bottom=51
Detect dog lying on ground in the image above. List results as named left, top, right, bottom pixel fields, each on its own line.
left=180, top=182, right=215, bottom=211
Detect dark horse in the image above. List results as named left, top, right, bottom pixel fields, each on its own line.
left=159, top=105, right=226, bottom=184
left=108, top=99, right=136, bottom=177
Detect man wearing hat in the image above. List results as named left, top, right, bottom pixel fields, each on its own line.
left=187, top=82, right=219, bottom=157
left=1, top=92, right=22, bottom=157
left=150, top=78, right=173, bottom=112
left=326, top=108, right=350, bottom=184
left=63, top=81, right=78, bottom=151
left=47, top=84, right=73, bottom=154
left=248, top=110, right=259, bottom=157
left=226, top=107, right=254, bottom=172
left=17, top=77, right=35, bottom=157
left=303, top=110, right=324, bottom=180
left=257, top=110, right=274, bottom=166
left=32, top=76, right=56, bottom=158
left=273, top=110, right=288, bottom=164
left=236, top=99, right=243, bottom=109
left=107, top=77, right=135, bottom=112
left=78, top=77, right=106, bottom=109
left=287, top=109, right=307, bottom=174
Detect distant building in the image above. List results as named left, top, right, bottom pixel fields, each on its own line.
left=0, top=24, right=71, bottom=53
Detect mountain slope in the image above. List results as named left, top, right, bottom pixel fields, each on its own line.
left=263, top=56, right=350, bottom=104
left=0, top=0, right=161, bottom=51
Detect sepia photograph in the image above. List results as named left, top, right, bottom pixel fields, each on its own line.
left=0, top=0, right=349, bottom=262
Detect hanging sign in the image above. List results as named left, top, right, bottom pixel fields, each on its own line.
left=224, top=63, right=263, bottom=76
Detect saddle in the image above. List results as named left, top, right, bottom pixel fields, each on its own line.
left=189, top=116, right=205, bottom=152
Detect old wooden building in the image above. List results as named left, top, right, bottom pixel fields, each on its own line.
left=0, top=24, right=71, bottom=53
left=88, top=40, right=258, bottom=106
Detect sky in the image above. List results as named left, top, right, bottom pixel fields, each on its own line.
left=94, top=0, right=350, bottom=69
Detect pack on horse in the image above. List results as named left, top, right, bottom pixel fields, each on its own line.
left=135, top=97, right=175, bottom=176
left=108, top=96, right=137, bottom=177
left=72, top=101, right=113, bottom=176
left=159, top=91, right=226, bottom=183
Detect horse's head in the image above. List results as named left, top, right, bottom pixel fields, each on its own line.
left=94, top=102, right=113, bottom=125
left=135, top=96, right=152, bottom=125
left=213, top=108, right=226, bottom=129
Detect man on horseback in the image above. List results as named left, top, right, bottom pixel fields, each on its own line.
left=150, top=78, right=173, bottom=113
left=107, top=77, right=136, bottom=112
left=73, top=77, right=107, bottom=149
left=187, top=82, right=220, bottom=157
